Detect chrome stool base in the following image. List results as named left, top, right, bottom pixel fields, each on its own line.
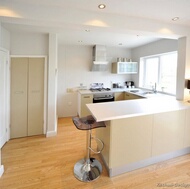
left=74, top=158, right=102, bottom=182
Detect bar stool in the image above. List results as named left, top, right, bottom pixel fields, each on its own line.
left=72, top=115, right=106, bottom=182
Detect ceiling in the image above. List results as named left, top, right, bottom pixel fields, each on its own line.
left=1, top=0, right=190, bottom=48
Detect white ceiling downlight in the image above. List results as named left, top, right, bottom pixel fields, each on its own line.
left=98, top=4, right=106, bottom=9
left=172, top=17, right=179, bottom=21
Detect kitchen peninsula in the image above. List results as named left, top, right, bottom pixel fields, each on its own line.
left=86, top=98, right=190, bottom=177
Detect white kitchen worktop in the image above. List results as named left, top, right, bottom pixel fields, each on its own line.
left=78, top=88, right=170, bottom=98
left=78, top=88, right=134, bottom=95
left=87, top=97, right=190, bottom=122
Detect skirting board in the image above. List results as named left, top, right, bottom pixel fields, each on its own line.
left=46, top=131, right=57, bottom=137
left=99, top=147, right=190, bottom=177
left=0, top=165, right=4, bottom=177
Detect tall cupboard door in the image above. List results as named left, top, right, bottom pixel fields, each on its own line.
left=10, top=57, right=44, bottom=139
left=11, top=58, right=28, bottom=138
left=28, top=58, right=44, bottom=136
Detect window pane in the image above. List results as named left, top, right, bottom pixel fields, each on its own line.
left=160, top=53, right=177, bottom=94
left=144, top=57, right=159, bottom=88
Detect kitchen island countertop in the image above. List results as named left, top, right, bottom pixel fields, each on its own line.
left=87, top=97, right=190, bottom=122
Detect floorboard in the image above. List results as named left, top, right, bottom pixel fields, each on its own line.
left=0, top=117, right=190, bottom=189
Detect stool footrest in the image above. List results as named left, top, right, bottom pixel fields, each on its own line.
left=89, top=136, right=104, bottom=154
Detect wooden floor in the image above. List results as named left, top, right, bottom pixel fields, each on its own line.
left=1, top=117, right=190, bottom=189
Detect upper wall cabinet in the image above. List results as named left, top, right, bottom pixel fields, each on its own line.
left=111, top=62, right=138, bottom=74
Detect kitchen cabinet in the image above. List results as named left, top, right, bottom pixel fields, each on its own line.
left=124, top=92, right=143, bottom=100
left=112, top=62, right=138, bottom=74
left=94, top=105, right=190, bottom=177
left=181, top=108, right=190, bottom=148
left=114, top=92, right=124, bottom=101
left=96, top=115, right=153, bottom=169
left=152, top=110, right=186, bottom=156
left=10, top=57, right=44, bottom=138
left=78, top=94, right=93, bottom=117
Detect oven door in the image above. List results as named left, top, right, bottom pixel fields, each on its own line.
left=93, top=96, right=114, bottom=103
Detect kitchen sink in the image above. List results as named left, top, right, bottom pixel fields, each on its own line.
left=129, top=90, right=140, bottom=93
left=142, top=91, right=154, bottom=95
left=128, top=88, right=166, bottom=98
left=129, top=89, right=157, bottom=96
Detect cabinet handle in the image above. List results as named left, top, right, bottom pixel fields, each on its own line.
left=84, top=96, right=90, bottom=98
left=14, top=91, right=24, bottom=94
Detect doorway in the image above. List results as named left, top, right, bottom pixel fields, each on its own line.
left=10, top=57, right=46, bottom=139
left=0, top=48, right=9, bottom=148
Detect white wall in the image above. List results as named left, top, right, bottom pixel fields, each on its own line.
left=183, top=37, right=190, bottom=100
left=57, top=45, right=132, bottom=117
left=46, top=34, right=58, bottom=137
left=10, top=32, right=48, bottom=55
left=0, top=23, right=10, bottom=50
left=0, top=24, right=10, bottom=177
left=131, top=39, right=178, bottom=87
left=0, top=27, right=10, bottom=50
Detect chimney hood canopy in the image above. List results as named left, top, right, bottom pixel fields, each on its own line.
left=91, top=45, right=108, bottom=71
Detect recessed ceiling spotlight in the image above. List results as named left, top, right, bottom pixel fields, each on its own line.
left=85, top=29, right=90, bottom=32
left=78, top=40, right=83, bottom=43
left=172, top=17, right=179, bottom=21
left=98, top=4, right=106, bottom=9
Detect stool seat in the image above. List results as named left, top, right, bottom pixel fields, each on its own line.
left=72, top=115, right=106, bottom=182
left=72, top=115, right=106, bottom=130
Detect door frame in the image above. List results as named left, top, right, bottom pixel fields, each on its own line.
left=10, top=55, right=47, bottom=135
left=0, top=47, right=10, bottom=146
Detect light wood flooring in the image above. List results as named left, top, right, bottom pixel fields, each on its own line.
left=1, top=117, right=190, bottom=189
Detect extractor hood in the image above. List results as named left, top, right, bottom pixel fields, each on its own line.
left=91, top=45, right=108, bottom=71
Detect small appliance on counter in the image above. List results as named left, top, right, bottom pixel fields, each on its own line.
left=112, top=83, right=123, bottom=88
left=125, top=81, right=135, bottom=88
left=112, top=83, right=119, bottom=88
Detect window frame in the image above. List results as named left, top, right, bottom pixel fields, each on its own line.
left=139, top=51, right=177, bottom=95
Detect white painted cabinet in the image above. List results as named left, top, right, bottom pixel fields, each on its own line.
left=112, top=62, right=138, bottom=74
left=78, top=94, right=93, bottom=117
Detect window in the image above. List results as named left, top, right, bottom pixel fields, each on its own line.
left=139, top=52, right=177, bottom=95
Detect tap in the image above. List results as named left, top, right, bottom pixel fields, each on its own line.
left=152, top=83, right=157, bottom=93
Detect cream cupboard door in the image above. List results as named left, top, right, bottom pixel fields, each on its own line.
left=11, top=58, right=28, bottom=138
left=28, top=58, right=44, bottom=136
left=10, top=57, right=44, bottom=138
